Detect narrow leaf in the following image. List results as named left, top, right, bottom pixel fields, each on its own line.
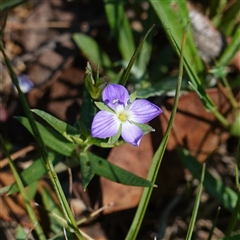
left=79, top=152, right=155, bottom=188
left=0, top=0, right=28, bottom=11
left=31, top=109, right=83, bottom=144
left=73, top=33, right=116, bottom=80
left=16, top=116, right=77, bottom=156
left=178, top=148, right=238, bottom=212
left=79, top=153, right=96, bottom=190
left=186, top=163, right=206, bottom=240
left=149, top=0, right=203, bottom=74
left=94, top=101, right=114, bottom=113
left=120, top=24, right=155, bottom=86
left=5, top=152, right=62, bottom=195
left=104, top=0, right=135, bottom=60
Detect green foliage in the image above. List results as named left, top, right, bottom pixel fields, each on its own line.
left=32, top=109, right=83, bottom=144
left=15, top=225, right=28, bottom=240
left=72, top=33, right=116, bottom=81
left=79, top=152, right=155, bottom=190
left=0, top=0, right=29, bottom=12
left=149, top=0, right=203, bottom=74
left=104, top=0, right=135, bottom=60
left=16, top=116, right=77, bottom=156
left=179, top=148, right=238, bottom=212
left=1, top=0, right=239, bottom=239
left=1, top=152, right=62, bottom=195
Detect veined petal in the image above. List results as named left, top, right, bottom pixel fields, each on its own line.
left=91, top=111, right=120, bottom=138
left=102, top=84, right=129, bottom=111
left=121, top=121, right=143, bottom=146
left=128, top=99, right=162, bottom=123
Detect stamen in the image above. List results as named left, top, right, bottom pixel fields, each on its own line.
left=118, top=111, right=129, bottom=122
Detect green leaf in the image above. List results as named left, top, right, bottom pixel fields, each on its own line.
left=15, top=225, right=27, bottom=240
left=104, top=0, right=135, bottom=61
left=1, top=152, right=62, bottom=195
left=120, top=24, right=155, bottom=86
left=94, top=101, right=114, bottom=113
left=108, top=124, right=122, bottom=145
left=136, top=6, right=156, bottom=72
left=79, top=88, right=97, bottom=135
left=178, top=148, right=238, bottom=212
left=136, top=76, right=189, bottom=98
left=41, top=187, right=65, bottom=232
left=31, top=109, right=83, bottom=145
left=0, top=0, right=28, bottom=12
left=79, top=152, right=155, bottom=189
left=131, top=121, right=154, bottom=135
left=15, top=116, right=77, bottom=156
left=129, top=91, right=137, bottom=103
left=0, top=135, right=46, bottom=240
left=220, top=234, right=240, bottom=240
left=73, top=33, right=116, bottom=80
left=149, top=0, right=203, bottom=74
left=26, top=181, right=39, bottom=200
left=218, top=27, right=240, bottom=67
left=79, top=153, right=96, bottom=190
left=218, top=1, right=240, bottom=36
left=90, top=137, right=124, bottom=148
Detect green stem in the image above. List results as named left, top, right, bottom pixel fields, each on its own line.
left=125, top=24, right=188, bottom=240
left=211, top=105, right=231, bottom=129
left=221, top=76, right=238, bottom=110
left=0, top=42, right=84, bottom=240
left=0, top=135, right=46, bottom=240
left=120, top=24, right=155, bottom=86
left=225, top=139, right=240, bottom=236
left=207, top=207, right=221, bottom=240
left=185, top=163, right=206, bottom=240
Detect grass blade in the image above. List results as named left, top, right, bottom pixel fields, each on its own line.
left=218, top=27, right=240, bottom=67
left=104, top=0, right=135, bottom=61
left=0, top=39, right=84, bottom=239
left=186, top=163, right=206, bottom=240
left=120, top=24, right=155, bottom=86
left=179, top=148, right=238, bottom=212
left=125, top=23, right=188, bottom=240
left=0, top=135, right=46, bottom=240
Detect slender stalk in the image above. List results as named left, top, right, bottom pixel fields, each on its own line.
left=221, top=76, right=238, bottom=110
left=0, top=38, right=84, bottom=240
left=120, top=24, right=155, bottom=86
left=0, top=135, right=46, bottom=240
left=225, top=139, right=240, bottom=236
left=211, top=105, right=230, bottom=129
left=207, top=207, right=221, bottom=240
left=185, top=163, right=206, bottom=240
left=125, top=24, right=188, bottom=240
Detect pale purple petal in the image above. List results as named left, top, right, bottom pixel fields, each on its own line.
left=121, top=122, right=143, bottom=146
left=102, top=84, right=129, bottom=111
left=128, top=99, right=162, bottom=123
left=91, top=111, right=120, bottom=138
left=17, top=74, right=34, bottom=93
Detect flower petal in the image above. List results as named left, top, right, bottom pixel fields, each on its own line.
left=91, top=111, right=120, bottom=138
left=128, top=99, right=162, bottom=123
left=102, top=84, right=129, bottom=111
left=121, top=121, right=143, bottom=146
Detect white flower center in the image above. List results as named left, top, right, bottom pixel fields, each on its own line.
left=117, top=111, right=129, bottom=122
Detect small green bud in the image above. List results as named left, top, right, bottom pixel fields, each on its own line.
left=230, top=111, right=240, bottom=137
left=84, top=62, right=107, bottom=100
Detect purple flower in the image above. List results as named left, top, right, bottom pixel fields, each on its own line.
left=17, top=74, right=34, bottom=93
left=91, top=84, right=162, bottom=146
